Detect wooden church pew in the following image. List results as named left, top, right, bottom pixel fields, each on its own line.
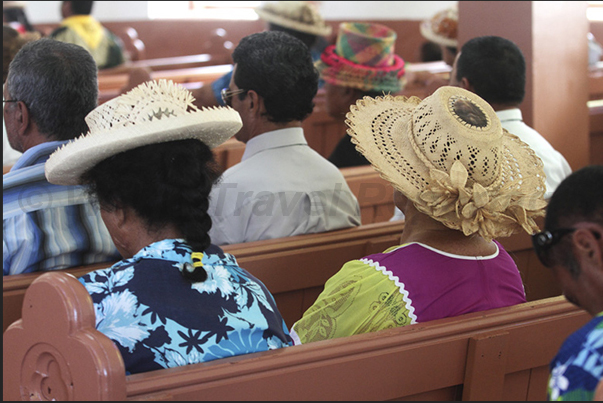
left=340, top=165, right=395, bottom=224
left=3, top=220, right=406, bottom=332
left=97, top=63, right=232, bottom=91
left=3, top=272, right=589, bottom=401
left=3, top=215, right=561, bottom=333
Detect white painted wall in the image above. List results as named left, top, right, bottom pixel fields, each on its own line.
left=23, top=1, right=456, bottom=24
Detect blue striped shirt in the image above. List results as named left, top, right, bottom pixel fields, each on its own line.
left=3, top=141, right=120, bottom=275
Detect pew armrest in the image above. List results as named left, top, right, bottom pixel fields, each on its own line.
left=3, top=272, right=127, bottom=401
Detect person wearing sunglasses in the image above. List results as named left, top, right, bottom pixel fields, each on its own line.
left=532, top=165, right=603, bottom=401
left=207, top=31, right=361, bottom=246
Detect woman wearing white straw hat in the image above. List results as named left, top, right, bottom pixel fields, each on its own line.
left=290, top=86, right=548, bottom=345
left=45, top=80, right=292, bottom=374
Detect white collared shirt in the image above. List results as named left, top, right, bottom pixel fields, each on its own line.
left=496, top=109, right=572, bottom=199
left=208, top=127, right=361, bottom=245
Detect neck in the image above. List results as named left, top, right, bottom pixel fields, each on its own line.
left=489, top=102, right=520, bottom=112
left=20, top=131, right=54, bottom=154
left=249, top=120, right=301, bottom=141
left=399, top=202, right=496, bottom=256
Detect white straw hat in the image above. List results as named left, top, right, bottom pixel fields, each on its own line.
left=420, top=6, right=458, bottom=48
left=45, top=80, right=242, bottom=186
left=255, top=1, right=332, bottom=37
left=345, top=86, right=547, bottom=241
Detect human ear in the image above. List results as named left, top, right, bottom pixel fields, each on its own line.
left=573, top=228, right=602, bottom=268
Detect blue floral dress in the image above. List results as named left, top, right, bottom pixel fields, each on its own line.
left=547, top=313, right=603, bottom=400
left=79, top=239, right=292, bottom=374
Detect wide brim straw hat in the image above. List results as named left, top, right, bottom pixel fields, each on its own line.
left=255, top=1, right=332, bottom=37
left=345, top=86, right=547, bottom=241
left=420, top=6, right=458, bottom=48
left=45, top=80, right=242, bottom=186
left=315, top=22, right=406, bottom=93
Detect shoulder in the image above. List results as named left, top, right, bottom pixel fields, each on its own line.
left=49, top=26, right=69, bottom=38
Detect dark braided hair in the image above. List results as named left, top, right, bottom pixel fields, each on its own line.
left=81, top=139, right=221, bottom=282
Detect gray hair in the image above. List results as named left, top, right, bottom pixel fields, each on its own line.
left=6, top=38, right=98, bottom=141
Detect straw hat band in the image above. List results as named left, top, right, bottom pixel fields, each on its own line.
left=319, top=45, right=405, bottom=74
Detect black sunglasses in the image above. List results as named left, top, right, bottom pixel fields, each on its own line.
left=532, top=227, right=601, bottom=267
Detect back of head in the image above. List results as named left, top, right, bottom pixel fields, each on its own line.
left=69, top=1, right=94, bottom=15
left=6, top=38, right=98, bottom=141
left=268, top=22, right=318, bottom=49
left=82, top=139, right=221, bottom=281
left=456, top=36, right=526, bottom=105
left=232, top=30, right=318, bottom=123
left=545, top=165, right=603, bottom=231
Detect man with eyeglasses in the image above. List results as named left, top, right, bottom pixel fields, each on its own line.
left=3, top=38, right=120, bottom=276
left=207, top=31, right=361, bottom=245
left=531, top=165, right=603, bottom=401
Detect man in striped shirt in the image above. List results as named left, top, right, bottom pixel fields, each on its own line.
left=3, top=38, right=120, bottom=275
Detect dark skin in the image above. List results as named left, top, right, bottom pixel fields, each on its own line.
left=548, top=223, right=603, bottom=317
left=394, top=190, right=497, bottom=257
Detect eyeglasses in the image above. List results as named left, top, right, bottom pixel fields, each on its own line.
left=221, top=88, right=247, bottom=107
left=531, top=227, right=602, bottom=267
left=3, top=100, right=19, bottom=104
left=531, top=228, right=577, bottom=268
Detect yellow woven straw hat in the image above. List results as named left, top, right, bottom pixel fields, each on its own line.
left=345, top=86, right=547, bottom=240
left=45, top=79, right=242, bottom=186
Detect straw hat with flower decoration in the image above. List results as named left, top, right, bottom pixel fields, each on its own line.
left=345, top=86, right=547, bottom=241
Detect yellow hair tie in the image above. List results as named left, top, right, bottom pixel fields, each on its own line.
left=191, top=252, right=204, bottom=268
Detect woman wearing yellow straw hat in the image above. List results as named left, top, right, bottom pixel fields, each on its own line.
left=290, top=86, right=547, bottom=345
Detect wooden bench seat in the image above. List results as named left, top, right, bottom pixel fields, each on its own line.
left=3, top=271, right=589, bottom=401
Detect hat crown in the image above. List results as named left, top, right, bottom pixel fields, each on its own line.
left=410, top=87, right=503, bottom=188
left=335, top=22, right=397, bottom=68
left=86, top=80, right=197, bottom=135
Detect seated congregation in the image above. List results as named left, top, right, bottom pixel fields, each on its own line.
left=5, top=2, right=600, bottom=401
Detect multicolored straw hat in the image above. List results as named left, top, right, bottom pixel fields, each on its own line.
left=315, top=22, right=405, bottom=93
left=255, top=1, right=332, bottom=37
left=420, top=6, right=458, bottom=48
left=345, top=86, right=547, bottom=241
left=45, top=80, right=242, bottom=186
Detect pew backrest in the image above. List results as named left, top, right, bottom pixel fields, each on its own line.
left=3, top=271, right=590, bottom=401
left=3, top=220, right=406, bottom=332
left=3, top=216, right=562, bottom=333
